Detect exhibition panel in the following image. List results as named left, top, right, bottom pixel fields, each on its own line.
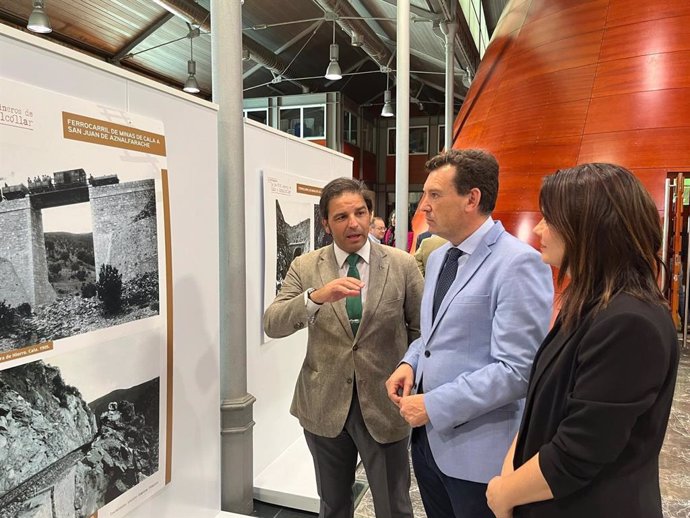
left=244, top=120, right=353, bottom=510
left=0, top=76, right=170, bottom=518
left=0, top=23, right=223, bottom=518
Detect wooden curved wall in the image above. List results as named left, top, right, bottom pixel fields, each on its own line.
left=453, top=0, right=690, bottom=247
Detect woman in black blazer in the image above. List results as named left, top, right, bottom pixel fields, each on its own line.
left=486, top=163, right=679, bottom=518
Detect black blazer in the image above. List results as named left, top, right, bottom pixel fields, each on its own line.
left=514, top=293, right=679, bottom=518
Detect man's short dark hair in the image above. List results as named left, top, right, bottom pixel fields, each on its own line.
left=425, top=149, right=499, bottom=214
left=319, top=177, right=372, bottom=219
left=370, top=216, right=385, bottom=228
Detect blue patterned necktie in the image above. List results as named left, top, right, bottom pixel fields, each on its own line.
left=432, top=248, right=463, bottom=321
left=345, top=253, right=362, bottom=335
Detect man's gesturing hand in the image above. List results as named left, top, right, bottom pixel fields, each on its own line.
left=309, top=277, right=364, bottom=304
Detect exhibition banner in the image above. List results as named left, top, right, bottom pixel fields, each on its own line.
left=0, top=78, right=172, bottom=518
left=262, top=170, right=329, bottom=337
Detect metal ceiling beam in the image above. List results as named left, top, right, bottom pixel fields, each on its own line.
left=242, top=19, right=323, bottom=81
left=111, top=12, right=174, bottom=64
left=153, top=0, right=311, bottom=91
left=410, top=73, right=464, bottom=101
left=378, top=32, right=458, bottom=72
left=0, top=10, right=107, bottom=59
left=427, top=0, right=479, bottom=73
left=324, top=56, right=370, bottom=87
left=375, top=0, right=442, bottom=21
left=315, top=0, right=466, bottom=109
left=348, top=0, right=396, bottom=40
left=0, top=6, right=208, bottom=96
left=312, top=0, right=393, bottom=69
left=242, top=34, right=310, bottom=91
left=152, top=0, right=211, bottom=30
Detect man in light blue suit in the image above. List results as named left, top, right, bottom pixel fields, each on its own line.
left=386, top=149, right=554, bottom=518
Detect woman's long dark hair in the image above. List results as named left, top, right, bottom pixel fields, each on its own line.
left=540, top=163, right=666, bottom=330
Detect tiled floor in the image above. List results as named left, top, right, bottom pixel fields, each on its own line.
left=255, top=346, right=690, bottom=518
left=250, top=500, right=316, bottom=518
left=660, top=345, right=690, bottom=518
left=250, top=481, right=368, bottom=518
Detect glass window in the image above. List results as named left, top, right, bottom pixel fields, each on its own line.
left=244, top=109, right=268, bottom=125
left=279, top=105, right=326, bottom=139
left=459, top=0, right=488, bottom=58
left=362, top=121, right=375, bottom=153
left=279, top=108, right=301, bottom=136
left=344, top=111, right=358, bottom=145
left=438, top=125, right=445, bottom=153
left=388, top=126, right=429, bottom=155
left=303, top=106, right=325, bottom=139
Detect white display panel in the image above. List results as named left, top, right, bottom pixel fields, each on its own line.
left=0, top=76, right=170, bottom=518
left=0, top=23, right=223, bottom=518
left=244, top=120, right=353, bottom=508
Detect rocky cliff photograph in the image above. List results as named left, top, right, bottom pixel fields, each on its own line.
left=0, top=351, right=160, bottom=518
left=313, top=203, right=332, bottom=249
left=1, top=79, right=171, bottom=516
left=274, top=199, right=311, bottom=294
left=0, top=171, right=161, bottom=353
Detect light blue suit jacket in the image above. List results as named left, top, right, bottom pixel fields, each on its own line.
left=402, top=220, right=554, bottom=483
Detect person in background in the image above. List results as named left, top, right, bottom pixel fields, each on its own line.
left=414, top=234, right=448, bottom=276
left=415, top=230, right=433, bottom=250
left=264, top=178, right=424, bottom=518
left=369, top=216, right=386, bottom=244
left=386, top=149, right=554, bottom=518
left=486, top=163, right=679, bottom=518
left=383, top=211, right=414, bottom=252
left=383, top=211, right=396, bottom=247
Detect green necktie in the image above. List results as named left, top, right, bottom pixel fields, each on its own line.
left=346, top=253, right=362, bottom=335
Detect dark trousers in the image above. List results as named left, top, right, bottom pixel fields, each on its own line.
left=411, top=426, right=493, bottom=518
left=304, top=391, right=413, bottom=518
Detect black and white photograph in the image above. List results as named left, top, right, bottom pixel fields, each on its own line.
left=275, top=199, right=311, bottom=294
left=262, top=170, right=327, bottom=341
left=0, top=170, right=160, bottom=352
left=0, top=77, right=170, bottom=515
left=0, top=337, right=161, bottom=518
left=313, top=203, right=332, bottom=249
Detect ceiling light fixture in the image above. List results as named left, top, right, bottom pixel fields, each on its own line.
left=381, top=72, right=394, bottom=118
left=27, top=0, right=52, bottom=34
left=183, top=29, right=200, bottom=94
left=324, top=21, right=342, bottom=81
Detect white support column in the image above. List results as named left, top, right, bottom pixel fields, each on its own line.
left=395, top=0, right=410, bottom=250
left=444, top=19, right=456, bottom=151
left=212, top=0, right=255, bottom=514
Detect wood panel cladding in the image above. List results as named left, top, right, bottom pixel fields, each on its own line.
left=453, top=0, right=690, bottom=240
left=605, top=0, right=690, bottom=27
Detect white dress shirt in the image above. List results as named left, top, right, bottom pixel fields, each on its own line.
left=446, top=216, right=495, bottom=271
left=305, top=240, right=371, bottom=317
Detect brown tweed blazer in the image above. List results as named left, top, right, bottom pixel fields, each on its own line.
left=263, top=242, right=423, bottom=443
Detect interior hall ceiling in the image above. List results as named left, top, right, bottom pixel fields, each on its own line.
left=0, top=0, right=507, bottom=115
